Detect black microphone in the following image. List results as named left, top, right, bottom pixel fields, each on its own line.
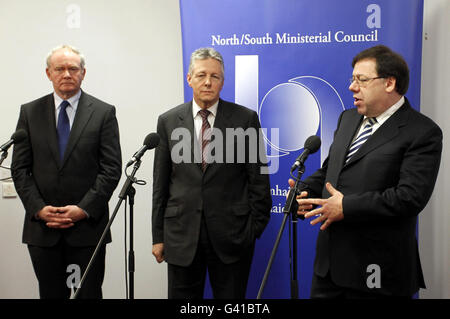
left=290, top=135, right=321, bottom=172
left=126, top=133, right=160, bottom=167
left=0, top=129, right=28, bottom=152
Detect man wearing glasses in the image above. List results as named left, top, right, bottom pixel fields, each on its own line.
left=291, top=45, right=442, bottom=298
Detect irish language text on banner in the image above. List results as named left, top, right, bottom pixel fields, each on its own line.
left=179, top=0, right=424, bottom=298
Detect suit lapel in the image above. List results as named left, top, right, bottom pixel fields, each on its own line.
left=177, top=102, right=201, bottom=168
left=43, top=95, right=60, bottom=167
left=212, top=99, right=231, bottom=135
left=61, top=91, right=94, bottom=166
left=333, top=111, right=363, bottom=170
left=179, top=99, right=231, bottom=174
left=203, top=99, right=230, bottom=176
left=345, top=102, right=409, bottom=166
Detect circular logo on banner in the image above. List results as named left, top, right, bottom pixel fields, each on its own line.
left=259, top=76, right=345, bottom=163
left=259, top=82, right=320, bottom=152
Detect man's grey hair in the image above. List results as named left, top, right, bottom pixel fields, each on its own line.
left=46, top=44, right=86, bottom=69
left=188, top=47, right=224, bottom=77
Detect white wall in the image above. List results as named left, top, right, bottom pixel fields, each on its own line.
left=0, top=0, right=448, bottom=299
left=419, top=0, right=450, bottom=299
left=0, top=0, right=183, bottom=298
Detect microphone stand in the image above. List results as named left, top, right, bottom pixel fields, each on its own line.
left=72, top=160, right=142, bottom=299
left=127, top=185, right=136, bottom=299
left=257, top=163, right=305, bottom=299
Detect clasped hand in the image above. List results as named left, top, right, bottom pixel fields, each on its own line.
left=288, top=179, right=344, bottom=230
left=37, top=205, right=87, bottom=229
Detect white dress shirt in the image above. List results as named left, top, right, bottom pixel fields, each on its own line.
left=53, top=90, right=82, bottom=128
left=352, top=96, right=404, bottom=140
left=192, top=99, right=219, bottom=140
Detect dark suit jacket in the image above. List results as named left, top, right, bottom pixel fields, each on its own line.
left=303, top=98, right=442, bottom=296
left=11, top=91, right=122, bottom=247
left=152, top=99, right=272, bottom=266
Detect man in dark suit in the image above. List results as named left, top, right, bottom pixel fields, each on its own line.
left=11, top=45, right=122, bottom=298
left=292, top=45, right=442, bottom=298
left=152, top=47, right=272, bottom=299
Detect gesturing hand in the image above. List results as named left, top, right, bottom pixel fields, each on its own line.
left=287, top=179, right=312, bottom=217
left=297, top=182, right=344, bottom=230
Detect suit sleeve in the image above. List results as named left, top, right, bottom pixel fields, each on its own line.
left=300, top=159, right=328, bottom=199
left=152, top=115, right=171, bottom=244
left=343, top=123, right=442, bottom=222
left=11, top=105, right=46, bottom=219
left=245, top=112, right=272, bottom=238
left=77, top=106, right=122, bottom=220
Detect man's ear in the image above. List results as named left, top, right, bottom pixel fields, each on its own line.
left=187, top=73, right=193, bottom=88
left=385, top=76, right=397, bottom=93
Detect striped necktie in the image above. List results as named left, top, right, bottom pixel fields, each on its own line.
left=198, top=109, right=211, bottom=171
left=345, top=117, right=377, bottom=163
left=57, top=100, right=71, bottom=162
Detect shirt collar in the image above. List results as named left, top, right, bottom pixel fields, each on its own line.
left=192, top=99, right=219, bottom=118
left=365, top=96, right=404, bottom=126
left=54, top=90, right=82, bottom=111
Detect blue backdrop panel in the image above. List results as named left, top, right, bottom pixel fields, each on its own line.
left=179, top=0, right=424, bottom=299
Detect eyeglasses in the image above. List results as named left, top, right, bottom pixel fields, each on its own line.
left=349, top=75, right=385, bottom=87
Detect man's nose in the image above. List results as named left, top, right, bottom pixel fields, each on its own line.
left=62, top=69, right=72, bottom=77
left=349, top=81, right=359, bottom=91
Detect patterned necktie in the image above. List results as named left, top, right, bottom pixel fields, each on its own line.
left=198, top=109, right=211, bottom=171
left=345, top=117, right=377, bottom=163
left=57, top=100, right=71, bottom=162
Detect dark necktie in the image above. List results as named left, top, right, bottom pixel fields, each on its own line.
left=57, top=100, right=70, bottom=162
left=345, top=117, right=377, bottom=163
left=198, top=109, right=211, bottom=171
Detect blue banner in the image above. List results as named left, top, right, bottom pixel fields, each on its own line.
left=179, top=0, right=424, bottom=298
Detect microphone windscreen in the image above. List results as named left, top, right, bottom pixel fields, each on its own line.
left=143, top=133, right=160, bottom=149
left=304, top=135, right=321, bottom=154
left=11, top=129, right=28, bottom=143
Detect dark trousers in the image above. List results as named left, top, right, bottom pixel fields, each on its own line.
left=167, top=219, right=254, bottom=299
left=310, top=272, right=412, bottom=299
left=27, top=239, right=106, bottom=299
